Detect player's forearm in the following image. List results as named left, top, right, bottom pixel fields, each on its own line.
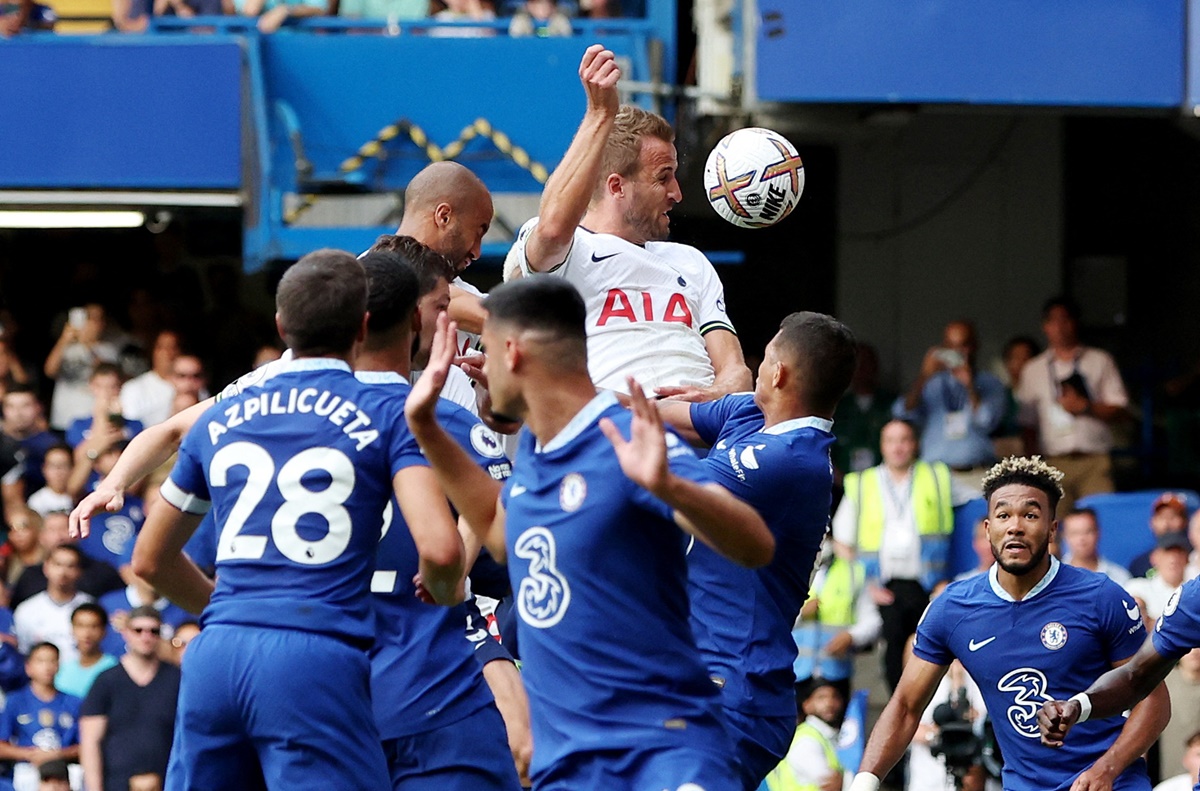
left=527, top=110, right=616, bottom=271
left=482, top=658, right=533, bottom=784
left=1091, top=681, right=1169, bottom=778
left=668, top=480, right=773, bottom=567
left=858, top=696, right=924, bottom=779
left=1085, top=644, right=1176, bottom=720
left=448, top=288, right=486, bottom=335
left=132, top=542, right=214, bottom=614
left=417, top=555, right=466, bottom=607
left=408, top=419, right=502, bottom=552
left=709, top=361, right=752, bottom=399
left=654, top=400, right=701, bottom=445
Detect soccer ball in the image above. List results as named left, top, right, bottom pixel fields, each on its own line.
left=703, top=127, right=804, bottom=229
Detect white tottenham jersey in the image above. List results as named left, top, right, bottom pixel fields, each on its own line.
left=513, top=220, right=736, bottom=394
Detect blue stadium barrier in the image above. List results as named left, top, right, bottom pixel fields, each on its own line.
left=1076, top=489, right=1200, bottom=571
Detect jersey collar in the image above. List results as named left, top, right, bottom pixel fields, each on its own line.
left=762, top=416, right=833, bottom=435
left=989, top=555, right=1060, bottom=602
left=279, top=358, right=351, bottom=375
left=354, top=371, right=408, bottom=385
left=538, top=391, right=618, bottom=453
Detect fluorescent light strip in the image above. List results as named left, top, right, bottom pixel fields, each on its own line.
left=0, top=211, right=146, bottom=229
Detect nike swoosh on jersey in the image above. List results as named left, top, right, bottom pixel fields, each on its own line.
left=968, top=636, right=997, bottom=651
left=1126, top=604, right=1141, bottom=621
left=590, top=252, right=619, bottom=263
left=510, top=484, right=527, bottom=497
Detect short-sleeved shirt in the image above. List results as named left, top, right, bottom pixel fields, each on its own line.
left=501, top=391, right=728, bottom=781
left=688, top=394, right=834, bottom=718
left=1016, top=347, right=1128, bottom=456
left=80, top=662, right=180, bottom=791
left=0, top=686, right=81, bottom=751
left=914, top=559, right=1148, bottom=791
left=1152, top=576, right=1200, bottom=660
left=161, top=358, right=426, bottom=644
left=55, top=655, right=119, bottom=700
left=356, top=371, right=511, bottom=740
left=513, top=220, right=735, bottom=394
left=892, top=370, right=1006, bottom=469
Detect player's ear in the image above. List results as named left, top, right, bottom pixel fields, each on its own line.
left=434, top=202, right=453, bottom=229
left=771, top=360, right=786, bottom=390
left=605, top=172, right=624, bottom=199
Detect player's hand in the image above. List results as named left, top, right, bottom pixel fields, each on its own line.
left=653, top=384, right=714, bottom=403
left=1069, top=760, right=1117, bottom=791
left=600, top=376, right=669, bottom=496
left=405, top=313, right=458, bottom=428
left=1038, top=699, right=1081, bottom=747
left=579, top=43, right=620, bottom=118
left=70, top=484, right=126, bottom=539
left=459, top=354, right=523, bottom=435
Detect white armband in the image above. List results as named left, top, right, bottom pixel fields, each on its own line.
left=849, top=772, right=881, bottom=791
left=1069, top=692, right=1092, bottom=723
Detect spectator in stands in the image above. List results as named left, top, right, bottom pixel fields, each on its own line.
left=952, top=519, right=994, bottom=581
left=3, top=509, right=45, bottom=591
left=98, top=577, right=188, bottom=658
left=64, top=364, right=142, bottom=450
left=1161, top=652, right=1200, bottom=786
left=765, top=679, right=847, bottom=791
left=430, top=0, right=496, bottom=36
left=238, top=0, right=334, bottom=34
left=338, top=0, right=427, bottom=22
left=38, top=760, right=72, bottom=791
left=0, top=0, right=55, bottom=34
left=1060, top=507, right=1131, bottom=585
left=79, top=607, right=180, bottom=791
left=1017, top=296, right=1129, bottom=514
left=0, top=429, right=24, bottom=522
left=1130, top=493, right=1190, bottom=578
left=10, top=512, right=122, bottom=610
left=575, top=0, right=614, bottom=17
left=792, top=543, right=881, bottom=703
left=13, top=545, right=93, bottom=664
left=119, top=331, right=179, bottom=430
left=0, top=642, right=81, bottom=791
left=993, top=335, right=1040, bottom=458
left=832, top=418, right=975, bottom=690
left=111, top=0, right=220, bottom=32
left=0, top=336, right=31, bottom=393
left=167, top=355, right=207, bottom=417
left=56, top=603, right=117, bottom=700
left=508, top=0, right=570, bottom=36
left=2, top=386, right=59, bottom=496
left=831, top=343, right=894, bottom=480
left=1126, top=532, right=1189, bottom=623
left=894, top=320, right=1005, bottom=490
left=44, top=306, right=119, bottom=433
left=1156, top=731, right=1200, bottom=791
left=27, top=446, right=73, bottom=518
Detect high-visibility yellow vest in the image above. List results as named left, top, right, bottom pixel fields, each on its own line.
left=765, top=721, right=843, bottom=791
left=842, top=461, right=953, bottom=591
left=793, top=558, right=863, bottom=682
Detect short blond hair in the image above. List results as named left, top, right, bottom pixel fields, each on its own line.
left=594, top=104, right=674, bottom=201
left=981, top=456, right=1065, bottom=513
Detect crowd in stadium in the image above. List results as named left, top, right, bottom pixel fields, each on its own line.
left=2, top=39, right=1200, bottom=791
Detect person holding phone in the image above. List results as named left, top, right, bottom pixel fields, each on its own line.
left=1016, top=296, right=1129, bottom=515
left=43, top=306, right=119, bottom=432
left=893, top=320, right=1006, bottom=492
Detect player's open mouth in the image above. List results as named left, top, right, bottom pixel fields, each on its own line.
left=1002, top=541, right=1029, bottom=555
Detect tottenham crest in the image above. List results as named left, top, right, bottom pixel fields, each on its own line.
left=1040, top=622, right=1068, bottom=650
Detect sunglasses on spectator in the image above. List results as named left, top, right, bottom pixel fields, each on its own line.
left=130, top=626, right=161, bottom=636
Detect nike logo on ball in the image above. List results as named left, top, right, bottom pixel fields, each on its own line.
left=968, top=636, right=997, bottom=651
left=590, top=252, right=619, bottom=263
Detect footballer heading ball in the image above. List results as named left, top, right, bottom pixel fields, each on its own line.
left=703, top=127, right=804, bottom=229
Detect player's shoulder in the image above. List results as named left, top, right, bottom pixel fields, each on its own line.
left=1056, top=562, right=1124, bottom=597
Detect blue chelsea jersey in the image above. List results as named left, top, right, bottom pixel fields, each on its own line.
left=501, top=392, right=727, bottom=780
left=689, top=394, right=834, bottom=718
left=163, top=359, right=426, bottom=644
left=356, top=371, right=512, bottom=739
left=915, top=560, right=1149, bottom=791
left=1152, top=576, right=1200, bottom=660
left=0, top=686, right=80, bottom=751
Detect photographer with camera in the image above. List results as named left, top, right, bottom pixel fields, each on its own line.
left=1016, top=296, right=1129, bottom=514
left=910, top=660, right=997, bottom=791
left=894, top=320, right=1005, bottom=492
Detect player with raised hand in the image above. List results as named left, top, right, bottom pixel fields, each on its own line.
left=404, top=276, right=773, bottom=790
left=513, top=44, right=751, bottom=402
left=130, top=250, right=466, bottom=790
left=653, top=311, right=858, bottom=789
left=848, top=456, right=1167, bottom=791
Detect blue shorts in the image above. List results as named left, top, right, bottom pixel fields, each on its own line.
left=383, top=703, right=522, bottom=791
left=721, top=708, right=795, bottom=790
left=165, top=625, right=389, bottom=791
left=535, top=744, right=739, bottom=791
